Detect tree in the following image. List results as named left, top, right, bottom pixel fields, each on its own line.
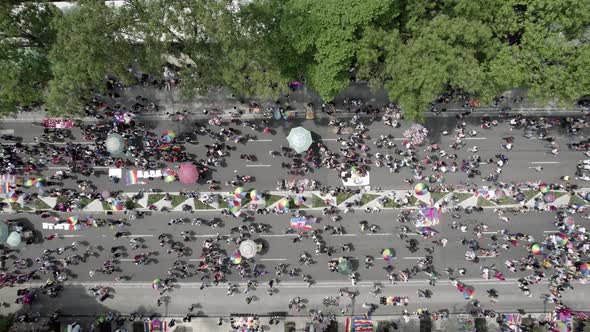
left=0, top=1, right=59, bottom=115
left=47, top=1, right=137, bottom=115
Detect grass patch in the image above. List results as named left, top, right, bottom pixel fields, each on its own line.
left=194, top=199, right=214, bottom=210
left=312, top=194, right=330, bottom=208
left=33, top=199, right=51, bottom=210
left=169, top=195, right=188, bottom=208
left=548, top=191, right=567, bottom=200
left=56, top=195, right=70, bottom=205
left=522, top=190, right=539, bottom=202
left=359, top=194, right=380, bottom=206
left=102, top=201, right=111, bottom=210
left=475, top=317, right=488, bottom=332
left=496, top=196, right=516, bottom=205
left=570, top=194, right=587, bottom=206
left=382, top=197, right=402, bottom=208
left=407, top=196, right=418, bottom=206
left=336, top=192, right=355, bottom=205
left=10, top=202, right=31, bottom=211
left=477, top=197, right=496, bottom=207
left=146, top=194, right=165, bottom=206
left=429, top=191, right=449, bottom=203
left=265, top=194, right=283, bottom=207
left=125, top=199, right=140, bottom=210
left=0, top=314, right=14, bottom=332
left=78, top=197, right=93, bottom=209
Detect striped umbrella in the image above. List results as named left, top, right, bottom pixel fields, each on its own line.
left=7, top=191, right=18, bottom=203
left=234, top=187, right=246, bottom=199
left=162, top=130, right=176, bottom=143
left=230, top=252, right=242, bottom=264
left=164, top=169, right=176, bottom=183
left=250, top=190, right=262, bottom=201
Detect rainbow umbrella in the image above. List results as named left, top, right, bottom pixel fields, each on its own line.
left=230, top=252, right=242, bottom=264
left=564, top=216, right=575, bottom=227
left=228, top=200, right=241, bottom=214
left=234, top=187, right=246, bottom=199
left=294, top=195, right=305, bottom=206
left=67, top=216, right=79, bottom=225
left=386, top=296, right=396, bottom=305
left=164, top=169, right=176, bottom=183
left=162, top=130, right=176, bottom=143
left=277, top=198, right=290, bottom=211
left=6, top=191, right=18, bottom=203
left=414, top=183, right=428, bottom=196
left=580, top=263, right=589, bottom=276
left=555, top=233, right=568, bottom=246
left=463, top=287, right=475, bottom=300
left=531, top=243, right=544, bottom=255
left=159, top=144, right=171, bottom=151
left=539, top=183, right=549, bottom=193
left=250, top=190, right=262, bottom=201
left=24, top=179, right=34, bottom=187
left=152, top=278, right=162, bottom=289
left=544, top=193, right=556, bottom=203
left=111, top=200, right=124, bottom=211
left=34, top=178, right=45, bottom=187
left=382, top=248, right=394, bottom=262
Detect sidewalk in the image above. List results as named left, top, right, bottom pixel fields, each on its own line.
left=57, top=312, right=572, bottom=332
left=4, top=85, right=587, bottom=122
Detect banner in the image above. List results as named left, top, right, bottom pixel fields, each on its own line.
left=42, top=118, right=74, bottom=129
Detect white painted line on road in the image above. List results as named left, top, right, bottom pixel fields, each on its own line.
left=192, top=234, right=220, bottom=238
left=122, top=234, right=154, bottom=238
left=365, top=233, right=392, bottom=236
left=463, top=137, right=487, bottom=140
left=245, top=164, right=272, bottom=167
left=253, top=139, right=273, bottom=142
left=260, top=234, right=297, bottom=237
left=189, top=258, right=204, bottom=262
left=402, top=257, right=425, bottom=260
left=321, top=138, right=338, bottom=141
left=530, top=161, right=560, bottom=164
left=118, top=259, right=134, bottom=262
left=61, top=234, right=85, bottom=238
left=393, top=138, right=406, bottom=141
left=0, top=129, right=14, bottom=134
left=259, top=258, right=287, bottom=261
left=479, top=162, right=488, bottom=165
left=18, top=141, right=93, bottom=145
left=543, top=231, right=559, bottom=234
left=332, top=234, right=357, bottom=237
left=482, top=231, right=497, bottom=235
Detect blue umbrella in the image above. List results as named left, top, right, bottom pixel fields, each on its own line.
left=287, top=127, right=313, bottom=153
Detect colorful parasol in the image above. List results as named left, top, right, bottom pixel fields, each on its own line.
left=24, top=179, right=34, bottom=187
left=382, top=248, right=394, bottom=262
left=544, top=193, right=556, bottom=203
left=539, top=183, right=549, bottom=193
left=414, top=183, right=428, bottom=195
left=494, top=189, right=506, bottom=198
left=294, top=195, right=305, bottom=206
left=564, top=216, right=575, bottom=227
left=6, top=191, right=18, bottom=203
left=277, top=198, right=290, bottom=211
left=286, top=127, right=313, bottom=153
left=230, top=252, right=242, bottom=264
left=152, top=278, right=162, bottom=289
left=290, top=217, right=313, bottom=230
left=580, top=263, right=589, bottom=276
left=34, top=178, right=45, bottom=187
left=67, top=216, right=79, bottom=225
left=162, top=130, right=176, bottom=143
left=555, top=233, right=568, bottom=246
left=111, top=199, right=124, bottom=211
left=234, top=187, right=246, bottom=199
left=164, top=168, right=176, bottom=183
left=178, top=163, right=199, bottom=184
left=250, top=190, right=262, bottom=201
left=463, top=287, right=475, bottom=300
left=531, top=243, right=544, bottom=255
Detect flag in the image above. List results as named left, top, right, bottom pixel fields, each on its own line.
left=0, top=183, right=9, bottom=194
left=346, top=317, right=374, bottom=332
left=126, top=170, right=139, bottom=185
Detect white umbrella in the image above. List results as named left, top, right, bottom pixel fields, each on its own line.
left=239, top=240, right=258, bottom=259
left=106, top=133, right=125, bottom=156
left=6, top=231, right=21, bottom=247
left=287, top=126, right=313, bottom=153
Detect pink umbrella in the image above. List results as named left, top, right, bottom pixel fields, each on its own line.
left=178, top=163, right=199, bottom=184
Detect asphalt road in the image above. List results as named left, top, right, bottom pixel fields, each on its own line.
left=1, top=113, right=589, bottom=318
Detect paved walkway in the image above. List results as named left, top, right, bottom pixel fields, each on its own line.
left=7, top=187, right=588, bottom=215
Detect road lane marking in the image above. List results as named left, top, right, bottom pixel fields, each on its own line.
left=463, top=137, right=487, bottom=140
left=61, top=234, right=85, bottom=238
left=366, top=233, right=392, bottom=236
left=543, top=231, right=559, bottom=234
left=253, top=139, right=272, bottom=142
left=482, top=231, right=497, bottom=235
left=321, top=138, right=338, bottom=141
left=332, top=234, right=357, bottom=237
left=122, top=234, right=154, bottom=238
left=260, top=234, right=297, bottom=237
left=402, top=257, right=425, bottom=259
left=530, top=161, right=560, bottom=164
left=0, top=129, right=14, bottom=134
left=259, top=258, right=287, bottom=261
left=245, top=164, right=272, bottom=167
left=193, top=234, right=220, bottom=238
